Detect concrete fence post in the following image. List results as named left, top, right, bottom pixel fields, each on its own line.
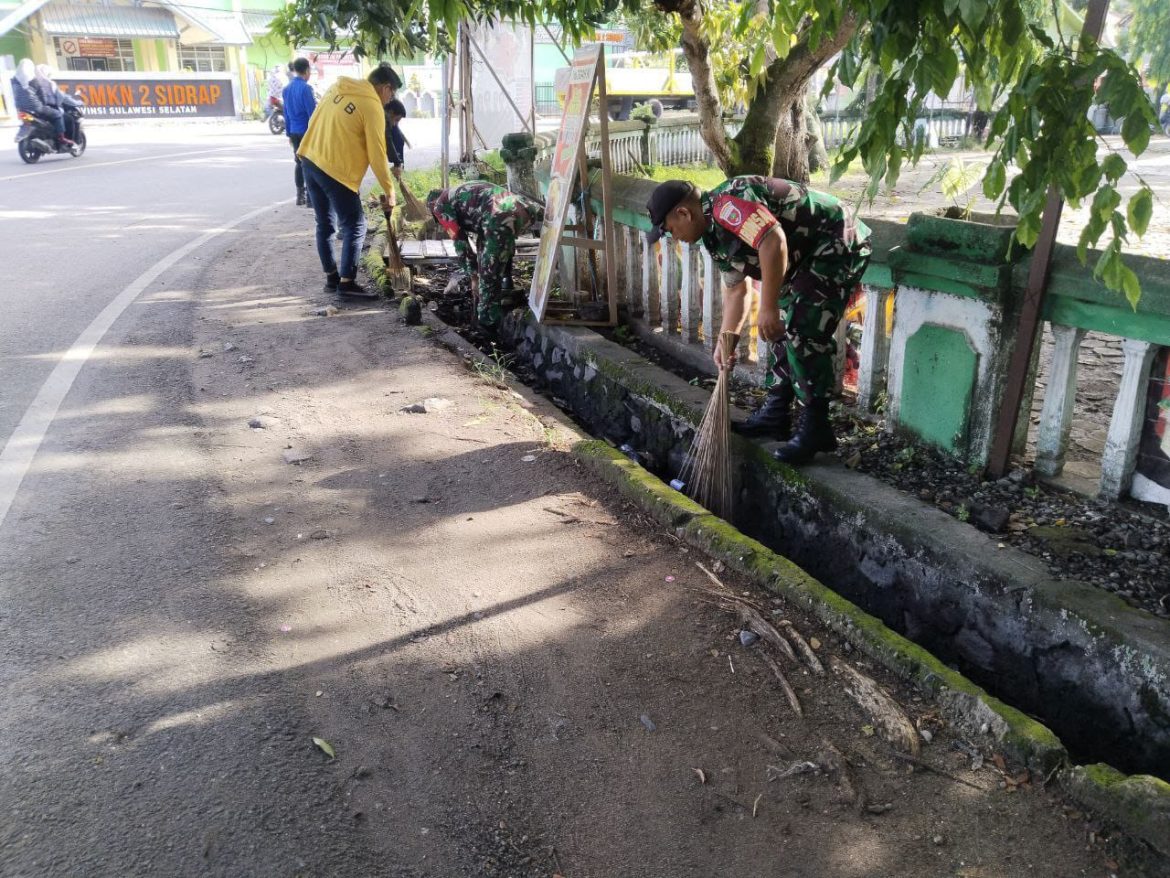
left=1099, top=338, right=1157, bottom=499
left=1034, top=324, right=1087, bottom=477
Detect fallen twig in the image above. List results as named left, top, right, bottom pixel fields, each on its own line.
left=887, top=748, right=985, bottom=791
left=779, top=621, right=825, bottom=675
left=760, top=650, right=803, bottom=716
left=739, top=604, right=798, bottom=663
left=767, top=760, right=819, bottom=780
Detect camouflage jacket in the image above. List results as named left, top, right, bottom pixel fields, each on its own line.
left=431, top=181, right=544, bottom=271
left=700, top=176, right=871, bottom=286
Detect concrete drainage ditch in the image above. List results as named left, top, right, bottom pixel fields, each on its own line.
left=479, top=309, right=1170, bottom=853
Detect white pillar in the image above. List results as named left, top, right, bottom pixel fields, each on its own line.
left=701, top=250, right=721, bottom=353
left=1099, top=338, right=1157, bottom=499
left=679, top=243, right=701, bottom=343
left=1034, top=325, right=1086, bottom=477
left=660, top=241, right=678, bottom=335
left=624, top=227, right=639, bottom=316
left=639, top=232, right=661, bottom=327
left=856, top=284, right=892, bottom=412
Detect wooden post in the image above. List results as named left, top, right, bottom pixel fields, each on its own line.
left=596, top=55, right=619, bottom=325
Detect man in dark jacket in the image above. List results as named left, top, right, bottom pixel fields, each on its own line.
left=11, top=58, right=69, bottom=144
left=282, top=57, right=317, bottom=206
left=385, top=98, right=407, bottom=175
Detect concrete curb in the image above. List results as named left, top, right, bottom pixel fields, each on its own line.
left=571, top=439, right=1170, bottom=859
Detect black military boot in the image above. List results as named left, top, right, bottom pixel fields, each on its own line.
left=734, top=385, right=794, bottom=440
left=773, top=399, right=837, bottom=465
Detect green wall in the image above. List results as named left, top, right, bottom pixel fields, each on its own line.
left=0, top=32, right=31, bottom=62
left=900, top=325, right=978, bottom=454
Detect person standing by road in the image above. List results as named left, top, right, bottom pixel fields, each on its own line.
left=282, top=58, right=317, bottom=206
left=645, top=177, right=871, bottom=464
left=296, top=62, right=400, bottom=299
left=385, top=98, right=408, bottom=177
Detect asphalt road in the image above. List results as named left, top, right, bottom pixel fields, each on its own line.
left=0, top=124, right=293, bottom=446
left=0, top=122, right=382, bottom=876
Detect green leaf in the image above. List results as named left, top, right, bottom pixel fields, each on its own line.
left=313, top=736, right=336, bottom=759
left=1120, top=263, right=1142, bottom=309
left=1127, top=188, right=1153, bottom=237
left=958, top=0, right=986, bottom=31
left=1101, top=153, right=1127, bottom=183
left=1121, top=112, right=1150, bottom=155
left=983, top=160, right=1006, bottom=200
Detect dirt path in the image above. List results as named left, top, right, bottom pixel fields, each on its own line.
left=161, top=208, right=1135, bottom=877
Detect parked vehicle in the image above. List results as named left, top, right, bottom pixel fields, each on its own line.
left=267, top=96, right=286, bottom=135
left=15, top=105, right=85, bottom=164
left=555, top=49, right=694, bottom=120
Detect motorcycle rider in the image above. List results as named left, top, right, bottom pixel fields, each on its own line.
left=265, top=65, right=286, bottom=120
left=34, top=64, right=84, bottom=141
left=10, top=58, right=72, bottom=146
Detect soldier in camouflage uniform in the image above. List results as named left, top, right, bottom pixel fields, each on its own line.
left=426, top=182, right=544, bottom=332
left=646, top=176, right=871, bottom=464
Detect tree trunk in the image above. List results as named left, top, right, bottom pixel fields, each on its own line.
left=676, top=1, right=732, bottom=172
left=669, top=5, right=859, bottom=178
left=772, top=96, right=810, bottom=182
left=730, top=11, right=860, bottom=177
left=805, top=92, right=829, bottom=174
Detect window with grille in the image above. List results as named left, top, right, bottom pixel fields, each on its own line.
left=177, top=44, right=228, bottom=73
left=54, top=37, right=137, bottom=71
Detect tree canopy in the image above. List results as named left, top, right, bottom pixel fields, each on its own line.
left=275, top=0, right=1159, bottom=304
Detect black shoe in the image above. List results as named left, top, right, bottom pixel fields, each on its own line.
left=337, top=279, right=378, bottom=299
left=773, top=400, right=837, bottom=465
left=323, top=271, right=340, bottom=292
left=296, top=190, right=307, bottom=206
left=734, top=387, right=794, bottom=440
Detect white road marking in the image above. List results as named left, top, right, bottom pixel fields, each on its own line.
left=0, top=145, right=264, bottom=183
left=0, top=197, right=287, bottom=530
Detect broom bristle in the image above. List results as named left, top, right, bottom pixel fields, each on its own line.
left=681, top=331, right=739, bottom=519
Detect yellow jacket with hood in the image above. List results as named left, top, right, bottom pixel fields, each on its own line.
left=297, top=76, right=394, bottom=195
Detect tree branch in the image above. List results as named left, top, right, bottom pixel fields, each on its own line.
left=675, top=0, right=733, bottom=172
left=734, top=10, right=860, bottom=175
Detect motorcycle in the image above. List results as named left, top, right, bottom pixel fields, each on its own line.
left=16, top=105, right=86, bottom=164
left=267, top=96, right=285, bottom=136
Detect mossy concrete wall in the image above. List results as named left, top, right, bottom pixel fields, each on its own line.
left=499, top=311, right=1170, bottom=783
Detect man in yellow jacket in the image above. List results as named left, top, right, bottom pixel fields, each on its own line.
left=297, top=62, right=400, bottom=298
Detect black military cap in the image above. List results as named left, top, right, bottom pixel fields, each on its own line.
left=646, top=179, right=695, bottom=243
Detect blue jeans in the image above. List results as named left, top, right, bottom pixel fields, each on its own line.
left=301, top=158, right=366, bottom=280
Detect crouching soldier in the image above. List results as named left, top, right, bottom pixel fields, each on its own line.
left=644, top=177, right=871, bottom=464
left=426, top=182, right=544, bottom=333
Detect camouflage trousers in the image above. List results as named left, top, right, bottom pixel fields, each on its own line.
left=472, top=214, right=522, bottom=330
left=766, top=241, right=872, bottom=403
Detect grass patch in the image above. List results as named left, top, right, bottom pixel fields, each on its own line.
left=472, top=349, right=515, bottom=389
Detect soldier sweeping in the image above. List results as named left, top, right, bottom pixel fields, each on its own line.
left=426, top=182, right=544, bottom=333
left=645, top=177, right=871, bottom=464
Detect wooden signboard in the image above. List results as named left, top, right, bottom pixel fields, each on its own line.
left=529, top=44, right=618, bottom=326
